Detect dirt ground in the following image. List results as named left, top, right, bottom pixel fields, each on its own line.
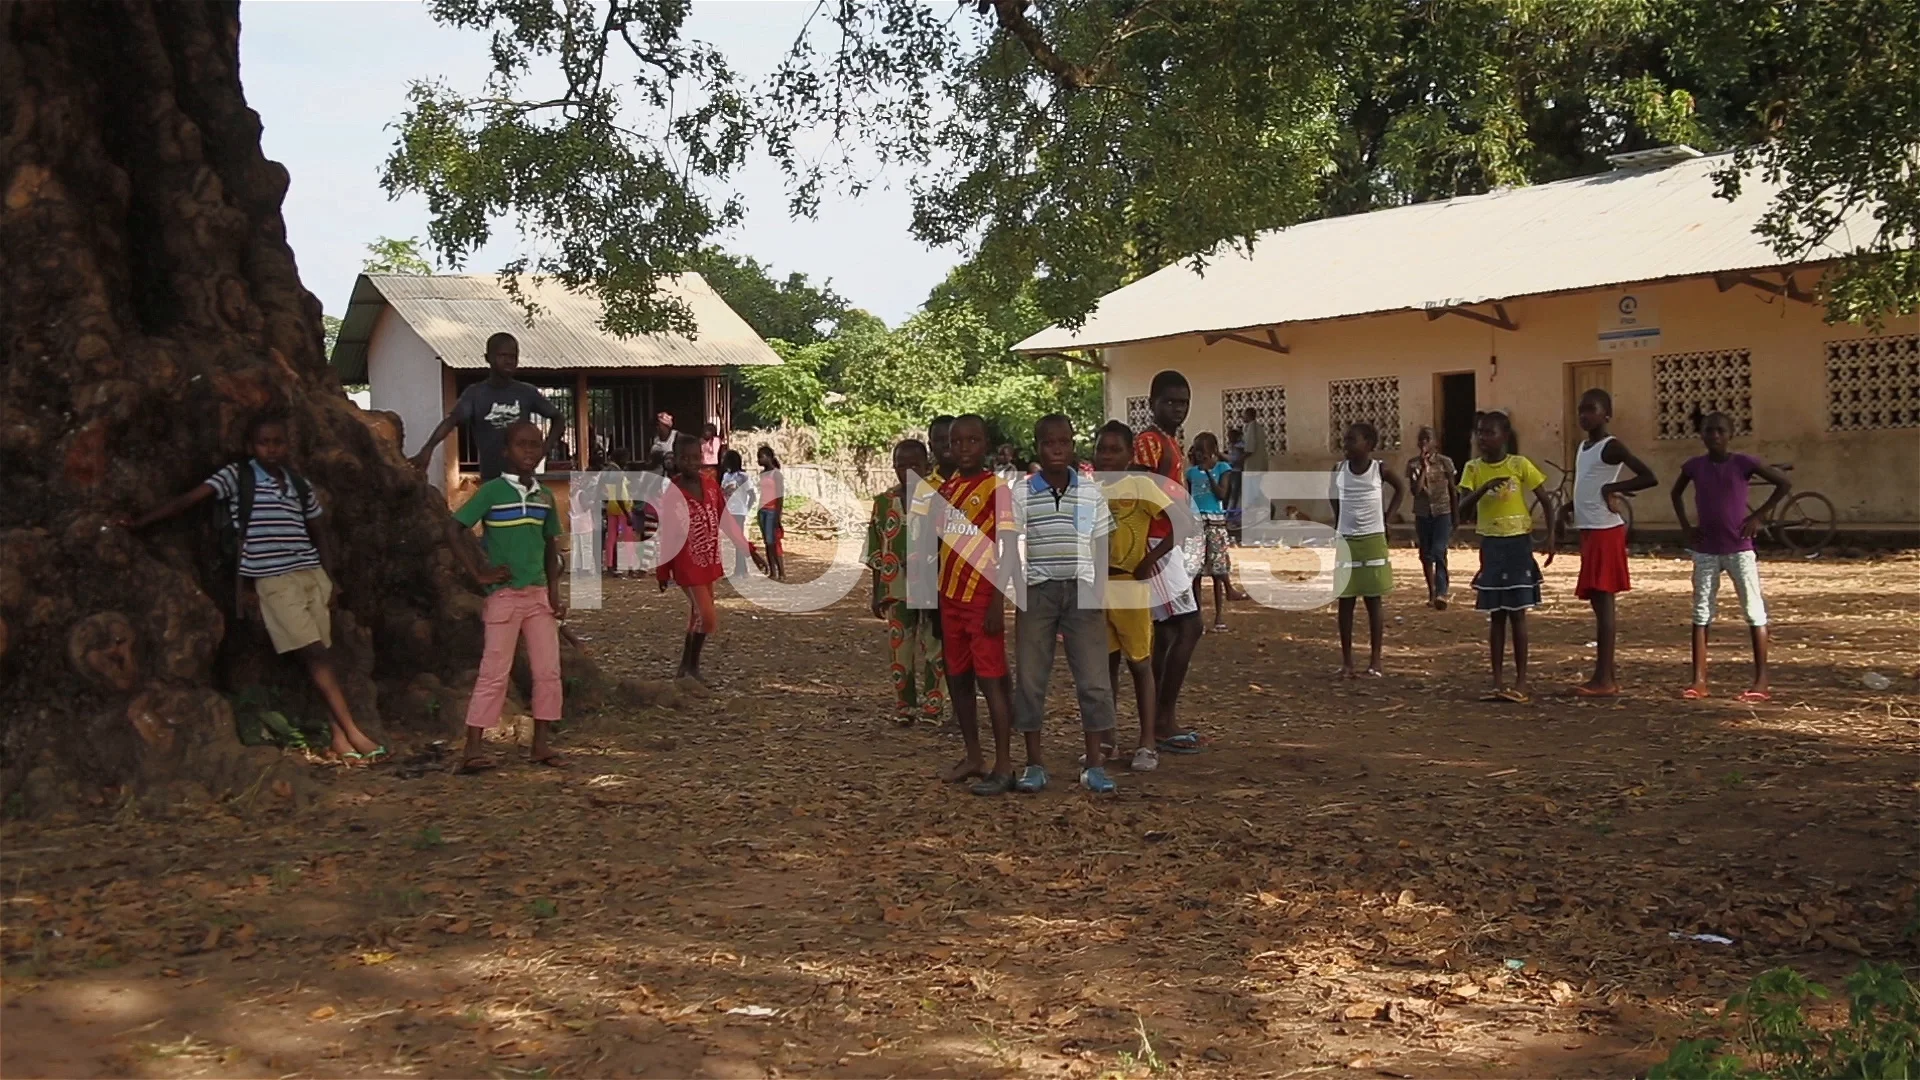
left=4, top=538, right=1917, bottom=1079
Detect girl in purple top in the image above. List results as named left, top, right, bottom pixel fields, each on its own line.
left=1669, top=412, right=1792, bottom=701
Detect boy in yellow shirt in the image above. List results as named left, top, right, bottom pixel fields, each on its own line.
left=1095, top=421, right=1177, bottom=771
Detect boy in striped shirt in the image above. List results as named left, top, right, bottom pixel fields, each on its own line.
left=126, top=414, right=383, bottom=764
left=445, top=422, right=568, bottom=772
left=1011, top=414, right=1120, bottom=793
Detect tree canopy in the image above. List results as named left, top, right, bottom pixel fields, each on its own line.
left=388, top=0, right=1920, bottom=336
left=742, top=270, right=1100, bottom=456
left=361, top=235, right=435, bottom=276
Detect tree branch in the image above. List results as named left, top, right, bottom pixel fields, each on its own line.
left=983, top=0, right=1096, bottom=92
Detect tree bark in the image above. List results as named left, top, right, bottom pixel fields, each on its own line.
left=0, top=0, right=593, bottom=813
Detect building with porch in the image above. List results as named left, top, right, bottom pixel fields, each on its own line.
left=330, top=272, right=780, bottom=502
left=1015, top=148, right=1919, bottom=531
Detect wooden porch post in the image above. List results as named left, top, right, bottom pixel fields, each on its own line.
left=574, top=370, right=590, bottom=470
left=440, top=363, right=458, bottom=494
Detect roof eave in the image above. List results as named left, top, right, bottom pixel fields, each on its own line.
left=1011, top=258, right=1841, bottom=355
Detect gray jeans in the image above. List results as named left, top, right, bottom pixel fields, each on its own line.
left=1013, top=579, right=1117, bottom=733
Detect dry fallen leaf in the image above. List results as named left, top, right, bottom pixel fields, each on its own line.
left=308, top=1005, right=336, bottom=1021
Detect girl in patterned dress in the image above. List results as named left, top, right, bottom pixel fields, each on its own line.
left=657, top=434, right=763, bottom=683
left=864, top=440, right=946, bottom=725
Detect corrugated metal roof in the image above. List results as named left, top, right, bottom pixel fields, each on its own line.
left=1014, top=151, right=1885, bottom=353
left=330, top=272, right=781, bottom=381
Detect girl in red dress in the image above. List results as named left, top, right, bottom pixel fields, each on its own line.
left=658, top=434, right=762, bottom=682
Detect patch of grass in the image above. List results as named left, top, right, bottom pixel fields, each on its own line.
left=1650, top=962, right=1919, bottom=1079
left=3, top=791, right=26, bottom=820
left=528, top=898, right=558, bottom=920
left=410, top=826, right=445, bottom=850
left=269, top=863, right=299, bottom=890
left=1720, top=769, right=1749, bottom=790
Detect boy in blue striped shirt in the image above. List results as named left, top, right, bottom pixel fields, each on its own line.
left=1010, top=414, right=1120, bottom=793
left=126, top=414, right=384, bottom=764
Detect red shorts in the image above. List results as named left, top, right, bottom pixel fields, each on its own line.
left=1576, top=525, right=1631, bottom=599
left=939, top=596, right=1007, bottom=679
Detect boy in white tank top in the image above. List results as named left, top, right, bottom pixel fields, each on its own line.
left=1570, top=388, right=1657, bottom=697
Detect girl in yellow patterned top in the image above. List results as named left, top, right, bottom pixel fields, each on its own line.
left=1457, top=411, right=1557, bottom=703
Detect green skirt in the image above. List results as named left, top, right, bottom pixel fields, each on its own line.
left=1335, top=532, right=1394, bottom=598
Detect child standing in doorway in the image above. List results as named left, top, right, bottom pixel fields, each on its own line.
left=1670, top=412, right=1789, bottom=701
left=934, top=415, right=1018, bottom=795
left=1329, top=422, right=1406, bottom=677
left=660, top=434, right=764, bottom=683
left=1569, top=388, right=1657, bottom=697
left=1184, top=432, right=1235, bottom=631
left=443, top=421, right=567, bottom=772
left=864, top=439, right=946, bottom=725
left=1457, top=411, right=1554, bottom=703
left=1406, top=426, right=1458, bottom=609
left=1095, top=421, right=1176, bottom=772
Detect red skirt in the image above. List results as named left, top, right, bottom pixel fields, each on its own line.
left=1576, top=525, right=1631, bottom=599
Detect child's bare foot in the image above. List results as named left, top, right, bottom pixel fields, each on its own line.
left=1364, top=665, right=1384, bottom=677
left=1681, top=682, right=1710, bottom=700
left=938, top=757, right=986, bottom=782
left=456, top=755, right=497, bottom=774
left=1337, top=664, right=1356, bottom=680
left=529, top=751, right=568, bottom=768
left=1569, top=679, right=1618, bottom=697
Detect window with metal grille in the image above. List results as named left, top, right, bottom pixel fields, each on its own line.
left=1222, top=385, right=1288, bottom=455
left=1827, top=334, right=1920, bottom=431
left=584, top=378, right=655, bottom=466
left=1327, top=377, right=1401, bottom=452
left=1653, top=349, right=1751, bottom=439
left=1121, top=395, right=1184, bottom=444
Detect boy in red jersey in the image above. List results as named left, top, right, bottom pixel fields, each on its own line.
left=934, top=415, right=1019, bottom=795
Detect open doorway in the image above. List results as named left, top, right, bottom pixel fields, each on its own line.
left=1564, top=361, right=1612, bottom=470
left=1434, top=372, right=1476, bottom=466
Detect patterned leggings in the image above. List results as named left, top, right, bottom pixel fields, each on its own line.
left=883, top=600, right=944, bottom=720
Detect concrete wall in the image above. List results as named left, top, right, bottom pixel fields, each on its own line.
left=1104, top=276, right=1920, bottom=525
left=366, top=307, right=450, bottom=490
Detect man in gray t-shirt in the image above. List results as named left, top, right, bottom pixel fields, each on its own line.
left=408, top=332, right=563, bottom=480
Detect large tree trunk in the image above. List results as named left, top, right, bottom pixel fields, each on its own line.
left=0, top=1, right=592, bottom=812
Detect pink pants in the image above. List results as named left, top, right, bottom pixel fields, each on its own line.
left=465, top=586, right=562, bottom=729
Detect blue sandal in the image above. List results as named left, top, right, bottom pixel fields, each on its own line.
left=1080, top=766, right=1116, bottom=794
left=1157, top=732, right=1203, bottom=754
left=1013, top=765, right=1049, bottom=793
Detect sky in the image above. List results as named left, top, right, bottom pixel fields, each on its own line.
left=238, top=0, right=956, bottom=325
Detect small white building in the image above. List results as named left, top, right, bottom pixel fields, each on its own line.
left=330, top=273, right=780, bottom=498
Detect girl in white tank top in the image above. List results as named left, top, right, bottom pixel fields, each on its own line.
left=1333, top=458, right=1386, bottom=536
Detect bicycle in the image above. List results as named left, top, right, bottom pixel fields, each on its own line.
left=1543, top=458, right=1633, bottom=548
left=1748, top=463, right=1837, bottom=555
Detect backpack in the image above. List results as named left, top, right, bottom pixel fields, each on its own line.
left=217, top=460, right=314, bottom=576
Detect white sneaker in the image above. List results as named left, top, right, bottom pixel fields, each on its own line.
left=1132, top=746, right=1160, bottom=772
